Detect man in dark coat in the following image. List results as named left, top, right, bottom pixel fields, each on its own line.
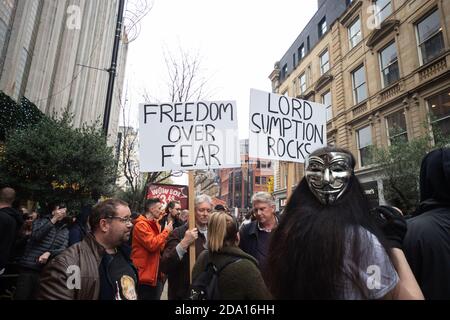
left=239, top=192, right=278, bottom=279
left=0, top=187, right=23, bottom=273
left=403, top=148, right=450, bottom=299
left=160, top=195, right=212, bottom=300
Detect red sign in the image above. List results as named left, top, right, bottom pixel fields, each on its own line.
left=146, top=184, right=189, bottom=209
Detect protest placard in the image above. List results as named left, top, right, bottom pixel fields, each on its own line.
left=249, top=88, right=327, bottom=163
left=139, top=101, right=240, bottom=172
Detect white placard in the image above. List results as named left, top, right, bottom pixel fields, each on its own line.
left=249, top=88, right=327, bottom=163
left=139, top=101, right=240, bottom=172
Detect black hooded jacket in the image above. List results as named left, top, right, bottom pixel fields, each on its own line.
left=403, top=148, right=450, bottom=299
left=0, top=207, right=23, bottom=269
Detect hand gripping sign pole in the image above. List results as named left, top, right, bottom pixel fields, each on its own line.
left=188, top=171, right=195, bottom=283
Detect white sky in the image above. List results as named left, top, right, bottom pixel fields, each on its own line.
left=123, top=0, right=318, bottom=185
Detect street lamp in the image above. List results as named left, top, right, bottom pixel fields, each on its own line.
left=103, top=0, right=125, bottom=136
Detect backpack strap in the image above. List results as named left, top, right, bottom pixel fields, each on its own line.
left=204, top=250, right=242, bottom=272
left=210, top=254, right=241, bottom=274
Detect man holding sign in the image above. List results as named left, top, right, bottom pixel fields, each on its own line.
left=160, top=195, right=212, bottom=300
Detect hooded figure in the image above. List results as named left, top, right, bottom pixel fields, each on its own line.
left=403, top=147, right=450, bottom=299
left=265, top=147, right=423, bottom=300
left=0, top=187, right=23, bottom=272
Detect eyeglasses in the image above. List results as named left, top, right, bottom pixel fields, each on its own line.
left=106, top=216, right=133, bottom=224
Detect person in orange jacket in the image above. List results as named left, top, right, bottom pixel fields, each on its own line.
left=131, top=198, right=173, bottom=300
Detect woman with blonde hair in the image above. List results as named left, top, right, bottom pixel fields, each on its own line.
left=192, top=211, right=271, bottom=300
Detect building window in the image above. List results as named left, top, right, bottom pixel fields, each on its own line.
left=320, top=49, right=329, bottom=75
left=322, top=90, right=332, bottom=121
left=257, top=161, right=271, bottom=169
left=427, top=90, right=450, bottom=143
left=386, top=110, right=407, bottom=144
left=352, top=65, right=367, bottom=104
left=281, top=63, right=288, bottom=80
left=293, top=53, right=296, bottom=67
left=261, top=177, right=267, bottom=184
left=298, top=43, right=305, bottom=61
left=416, top=9, right=444, bottom=65
left=299, top=73, right=307, bottom=94
left=357, top=126, right=373, bottom=167
left=348, top=17, right=362, bottom=49
left=379, top=41, right=399, bottom=88
left=307, top=65, right=312, bottom=85
left=255, top=176, right=261, bottom=184
left=307, top=36, right=310, bottom=52
left=318, top=17, right=327, bottom=38
left=374, top=0, right=392, bottom=24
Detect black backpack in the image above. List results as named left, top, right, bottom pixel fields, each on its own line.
left=188, top=254, right=241, bottom=300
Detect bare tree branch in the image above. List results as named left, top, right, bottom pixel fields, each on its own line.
left=123, top=0, right=153, bottom=43
left=162, top=46, right=210, bottom=103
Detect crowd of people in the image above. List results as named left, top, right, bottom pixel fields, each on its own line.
left=0, top=146, right=449, bottom=300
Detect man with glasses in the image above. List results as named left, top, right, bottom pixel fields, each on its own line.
left=131, top=198, right=173, bottom=300
left=37, top=199, right=138, bottom=300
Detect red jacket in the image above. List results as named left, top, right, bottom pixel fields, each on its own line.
left=131, top=215, right=170, bottom=286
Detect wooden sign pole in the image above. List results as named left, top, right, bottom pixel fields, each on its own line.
left=286, top=162, right=294, bottom=200
left=188, top=171, right=196, bottom=284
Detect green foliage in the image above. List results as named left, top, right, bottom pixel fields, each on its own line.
left=0, top=91, right=43, bottom=141
left=0, top=111, right=116, bottom=215
left=114, top=185, right=146, bottom=213
left=372, top=123, right=450, bottom=214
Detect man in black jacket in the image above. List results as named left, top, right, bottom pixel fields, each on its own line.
left=14, top=203, right=69, bottom=300
left=0, top=187, right=23, bottom=274
left=403, top=148, right=450, bottom=299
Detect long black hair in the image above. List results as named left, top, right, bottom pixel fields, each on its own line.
left=265, top=148, right=389, bottom=299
